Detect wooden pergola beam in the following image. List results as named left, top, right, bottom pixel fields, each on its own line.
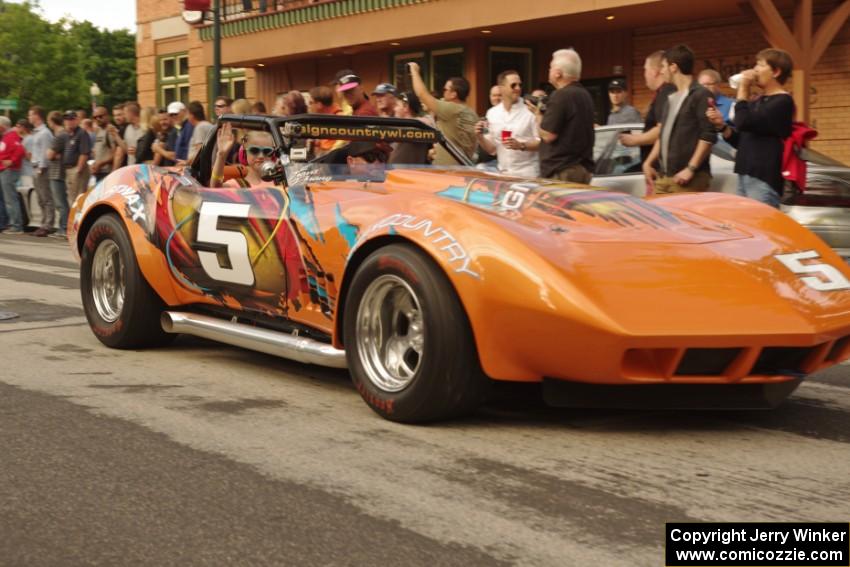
left=747, top=0, right=803, bottom=62
left=812, top=0, right=850, bottom=65
left=794, top=0, right=812, bottom=64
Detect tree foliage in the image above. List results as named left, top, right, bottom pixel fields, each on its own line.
left=0, top=1, right=136, bottom=117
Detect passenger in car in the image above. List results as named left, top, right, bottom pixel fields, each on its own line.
left=210, top=123, right=277, bottom=188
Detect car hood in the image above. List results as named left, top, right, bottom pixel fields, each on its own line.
left=381, top=169, right=752, bottom=245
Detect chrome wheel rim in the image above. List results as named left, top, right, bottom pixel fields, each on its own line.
left=356, top=274, right=424, bottom=393
left=91, top=240, right=125, bottom=323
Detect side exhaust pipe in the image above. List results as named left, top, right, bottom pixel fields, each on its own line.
left=161, top=311, right=348, bottom=369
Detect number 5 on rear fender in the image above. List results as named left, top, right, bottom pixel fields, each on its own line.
left=775, top=250, right=850, bottom=291
left=197, top=201, right=255, bottom=286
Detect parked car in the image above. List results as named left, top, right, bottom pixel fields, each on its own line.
left=67, top=114, right=850, bottom=423
left=591, top=123, right=850, bottom=260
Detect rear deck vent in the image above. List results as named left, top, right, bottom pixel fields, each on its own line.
left=675, top=348, right=741, bottom=376
left=751, top=347, right=812, bottom=376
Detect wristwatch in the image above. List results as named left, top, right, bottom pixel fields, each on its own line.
left=686, top=164, right=698, bottom=173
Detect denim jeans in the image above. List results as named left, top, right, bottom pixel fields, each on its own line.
left=50, top=178, right=70, bottom=235
left=737, top=174, right=781, bottom=208
left=0, top=169, right=23, bottom=231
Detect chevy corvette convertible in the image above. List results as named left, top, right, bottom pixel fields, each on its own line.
left=69, top=114, right=850, bottom=422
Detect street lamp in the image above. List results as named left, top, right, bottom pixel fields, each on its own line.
left=89, top=83, right=102, bottom=112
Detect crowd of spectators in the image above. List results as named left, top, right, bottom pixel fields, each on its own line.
left=0, top=43, right=797, bottom=237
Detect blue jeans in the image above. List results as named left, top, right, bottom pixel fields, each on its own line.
left=737, top=174, right=780, bottom=208
left=50, top=178, right=70, bottom=235
left=0, top=169, right=23, bottom=231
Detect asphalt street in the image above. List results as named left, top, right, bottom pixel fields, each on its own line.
left=1, top=232, right=849, bottom=566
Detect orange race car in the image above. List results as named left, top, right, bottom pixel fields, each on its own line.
left=68, top=114, right=850, bottom=423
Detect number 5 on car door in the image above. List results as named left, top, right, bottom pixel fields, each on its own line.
left=197, top=201, right=255, bottom=286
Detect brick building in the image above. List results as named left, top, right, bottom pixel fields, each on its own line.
left=136, top=0, right=850, bottom=162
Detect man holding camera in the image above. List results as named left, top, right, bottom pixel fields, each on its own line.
left=528, top=49, right=595, bottom=184
left=475, top=70, right=539, bottom=178
left=408, top=62, right=477, bottom=165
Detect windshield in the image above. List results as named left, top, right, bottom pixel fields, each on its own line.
left=283, top=160, right=483, bottom=187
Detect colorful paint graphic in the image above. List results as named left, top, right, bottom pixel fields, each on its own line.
left=436, top=178, right=685, bottom=229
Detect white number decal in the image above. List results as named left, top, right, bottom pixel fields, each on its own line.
left=196, top=202, right=255, bottom=286
left=775, top=250, right=850, bottom=291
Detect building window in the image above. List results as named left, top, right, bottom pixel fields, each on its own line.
left=391, top=48, right=465, bottom=97
left=208, top=67, right=247, bottom=106
left=392, top=52, right=426, bottom=94
left=158, top=52, right=190, bottom=107
left=489, top=47, right=533, bottom=90
left=430, top=48, right=464, bottom=94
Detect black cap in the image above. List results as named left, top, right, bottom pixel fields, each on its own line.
left=347, top=141, right=391, bottom=161
left=398, top=91, right=422, bottom=115
left=63, top=110, right=78, bottom=119
left=608, top=78, right=626, bottom=91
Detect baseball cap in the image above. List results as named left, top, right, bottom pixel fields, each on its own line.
left=337, top=73, right=362, bottom=93
left=608, top=78, right=627, bottom=91
left=167, top=101, right=186, bottom=115
left=372, top=83, right=397, bottom=96
left=63, top=110, right=78, bottom=119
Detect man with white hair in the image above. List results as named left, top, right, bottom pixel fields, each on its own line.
left=528, top=48, right=595, bottom=183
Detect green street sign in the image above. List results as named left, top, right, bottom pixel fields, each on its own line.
left=0, top=98, right=19, bottom=111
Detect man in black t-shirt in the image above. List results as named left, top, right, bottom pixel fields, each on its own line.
left=61, top=111, right=92, bottom=203
left=619, top=50, right=677, bottom=164
left=528, top=48, right=595, bottom=183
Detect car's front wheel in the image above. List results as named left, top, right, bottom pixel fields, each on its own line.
left=344, top=244, right=489, bottom=423
left=80, top=214, right=173, bottom=348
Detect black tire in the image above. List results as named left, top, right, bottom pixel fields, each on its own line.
left=80, top=214, right=174, bottom=349
left=343, top=244, right=489, bottom=423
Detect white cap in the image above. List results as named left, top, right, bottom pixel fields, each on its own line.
left=166, top=101, right=186, bottom=115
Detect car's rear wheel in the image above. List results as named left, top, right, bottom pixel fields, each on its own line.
left=344, top=244, right=489, bottom=423
left=80, top=214, right=173, bottom=348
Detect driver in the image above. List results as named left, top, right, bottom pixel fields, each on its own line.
left=210, top=123, right=277, bottom=188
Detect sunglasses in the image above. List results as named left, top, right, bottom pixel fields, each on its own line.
left=214, top=104, right=228, bottom=109
left=246, top=145, right=275, bottom=157
left=93, top=114, right=108, bottom=119
left=509, top=82, right=522, bottom=89
left=168, top=113, right=179, bottom=117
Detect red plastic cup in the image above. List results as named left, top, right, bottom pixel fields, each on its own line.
left=501, top=129, right=512, bottom=141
